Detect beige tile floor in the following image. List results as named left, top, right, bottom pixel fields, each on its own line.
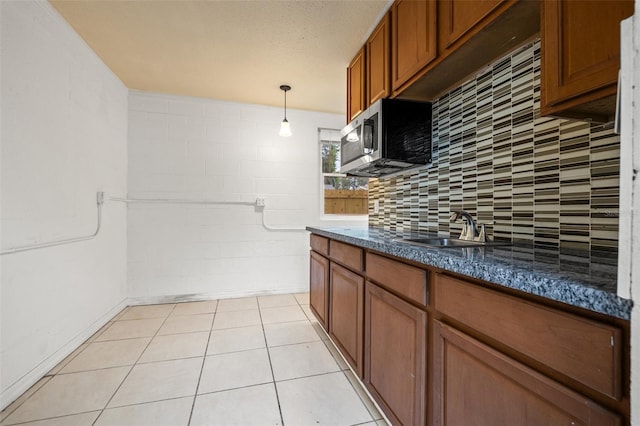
left=1, top=293, right=388, bottom=426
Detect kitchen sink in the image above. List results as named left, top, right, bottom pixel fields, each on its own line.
left=395, top=237, right=512, bottom=248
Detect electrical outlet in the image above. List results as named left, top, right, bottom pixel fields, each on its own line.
left=256, top=197, right=266, bottom=207
left=373, top=200, right=380, bottom=213
left=97, top=191, right=105, bottom=205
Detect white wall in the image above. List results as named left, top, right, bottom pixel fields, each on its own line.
left=127, top=92, right=365, bottom=302
left=624, top=2, right=640, bottom=424
left=0, top=1, right=128, bottom=409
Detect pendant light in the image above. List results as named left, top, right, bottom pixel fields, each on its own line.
left=279, top=84, right=292, bottom=137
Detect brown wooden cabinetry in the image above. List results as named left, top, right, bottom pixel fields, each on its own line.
left=364, top=282, right=427, bottom=426
left=308, top=233, right=630, bottom=425
left=438, top=0, right=506, bottom=51
left=310, top=234, right=329, bottom=256
left=366, top=252, right=428, bottom=307
left=309, top=250, right=329, bottom=330
left=391, top=0, right=437, bottom=93
left=433, top=320, right=621, bottom=425
left=329, top=262, right=364, bottom=376
left=434, top=273, right=623, bottom=400
left=541, top=0, right=634, bottom=121
left=329, top=239, right=363, bottom=273
left=367, top=12, right=391, bottom=106
left=347, top=47, right=366, bottom=123
left=395, top=0, right=539, bottom=100
left=347, top=12, right=391, bottom=122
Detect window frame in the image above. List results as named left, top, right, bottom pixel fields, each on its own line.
left=318, top=128, right=369, bottom=220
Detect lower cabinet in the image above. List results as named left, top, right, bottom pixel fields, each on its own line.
left=364, top=282, right=427, bottom=426
left=432, top=320, right=621, bottom=426
left=329, top=262, right=364, bottom=376
left=309, top=234, right=629, bottom=425
left=309, top=250, right=329, bottom=330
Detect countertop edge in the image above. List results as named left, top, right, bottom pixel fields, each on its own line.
left=306, top=226, right=632, bottom=320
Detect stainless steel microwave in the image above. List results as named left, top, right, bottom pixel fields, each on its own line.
left=339, top=98, right=432, bottom=177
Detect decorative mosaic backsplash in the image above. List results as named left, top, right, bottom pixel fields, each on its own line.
left=368, top=40, right=620, bottom=252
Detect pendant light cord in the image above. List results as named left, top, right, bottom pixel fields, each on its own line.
left=280, top=84, right=291, bottom=121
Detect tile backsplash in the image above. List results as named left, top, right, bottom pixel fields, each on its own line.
left=368, top=40, right=620, bottom=252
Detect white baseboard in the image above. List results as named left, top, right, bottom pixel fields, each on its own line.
left=0, top=298, right=129, bottom=411
left=127, top=287, right=307, bottom=306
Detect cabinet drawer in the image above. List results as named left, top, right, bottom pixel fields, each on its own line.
left=433, top=321, right=621, bottom=426
left=434, top=274, right=622, bottom=400
left=310, top=234, right=329, bottom=256
left=366, top=252, right=428, bottom=306
left=330, top=240, right=363, bottom=272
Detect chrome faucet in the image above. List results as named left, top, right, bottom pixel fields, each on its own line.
left=450, top=210, right=486, bottom=242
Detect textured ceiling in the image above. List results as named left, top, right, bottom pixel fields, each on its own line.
left=49, top=0, right=391, bottom=114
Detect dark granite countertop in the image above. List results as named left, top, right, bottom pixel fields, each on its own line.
left=306, top=226, right=632, bottom=320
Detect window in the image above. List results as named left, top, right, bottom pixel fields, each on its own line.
left=319, top=128, right=369, bottom=216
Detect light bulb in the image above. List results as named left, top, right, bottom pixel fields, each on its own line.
left=346, top=131, right=359, bottom=142
left=279, top=119, right=292, bottom=137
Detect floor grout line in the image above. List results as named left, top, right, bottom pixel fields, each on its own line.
left=257, top=303, right=286, bottom=426
left=186, top=308, right=216, bottom=426
left=92, top=304, right=178, bottom=426
left=3, top=294, right=382, bottom=426
left=1, top=409, right=102, bottom=426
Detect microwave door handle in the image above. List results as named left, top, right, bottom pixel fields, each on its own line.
left=363, top=119, right=374, bottom=153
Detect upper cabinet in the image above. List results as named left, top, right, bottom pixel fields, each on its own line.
left=347, top=12, right=391, bottom=123
left=367, top=13, right=391, bottom=106
left=391, top=0, right=437, bottom=93
left=346, top=0, right=538, bottom=119
left=540, top=0, right=634, bottom=122
left=348, top=0, right=633, bottom=122
left=438, top=0, right=506, bottom=51
left=392, top=0, right=540, bottom=100
left=347, top=47, right=366, bottom=123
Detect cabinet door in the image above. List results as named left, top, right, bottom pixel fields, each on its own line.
left=438, top=0, right=506, bottom=50
left=310, top=251, right=330, bottom=330
left=432, top=321, right=621, bottom=426
left=392, top=0, right=437, bottom=92
left=367, top=12, right=390, bottom=105
left=541, top=0, right=634, bottom=119
left=329, top=262, right=364, bottom=376
left=434, top=273, right=623, bottom=400
left=364, top=282, right=427, bottom=426
left=347, top=47, right=366, bottom=122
